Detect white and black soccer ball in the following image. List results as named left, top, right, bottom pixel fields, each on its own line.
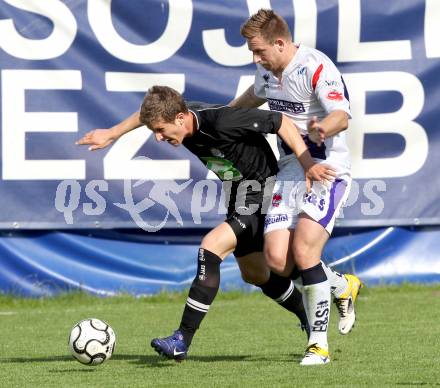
left=68, top=318, right=116, bottom=366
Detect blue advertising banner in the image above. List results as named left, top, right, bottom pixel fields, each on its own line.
left=0, top=0, right=439, bottom=229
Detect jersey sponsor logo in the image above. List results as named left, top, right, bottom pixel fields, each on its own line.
left=267, top=98, right=305, bottom=113
left=272, top=193, right=282, bottom=207
left=326, top=90, right=343, bottom=101
left=200, top=156, right=243, bottom=181
left=324, top=80, right=340, bottom=87
left=264, top=214, right=288, bottom=226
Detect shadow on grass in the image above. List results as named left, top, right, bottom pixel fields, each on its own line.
left=0, top=353, right=304, bottom=368
left=127, top=353, right=304, bottom=367
left=0, top=355, right=72, bottom=363
left=130, top=354, right=251, bottom=367
left=396, top=383, right=440, bottom=386
left=288, top=353, right=303, bottom=362
left=50, top=368, right=96, bottom=373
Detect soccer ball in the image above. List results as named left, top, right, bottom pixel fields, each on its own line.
left=68, top=318, right=116, bottom=365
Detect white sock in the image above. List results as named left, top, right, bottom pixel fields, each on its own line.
left=303, top=279, right=330, bottom=348
left=321, top=261, right=348, bottom=298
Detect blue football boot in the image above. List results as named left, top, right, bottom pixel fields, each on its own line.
left=151, top=330, right=188, bottom=361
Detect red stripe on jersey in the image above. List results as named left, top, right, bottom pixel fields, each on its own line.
left=312, top=64, right=323, bottom=90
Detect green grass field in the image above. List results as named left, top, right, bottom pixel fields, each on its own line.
left=0, top=285, right=439, bottom=387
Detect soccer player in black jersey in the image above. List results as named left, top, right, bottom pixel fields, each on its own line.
left=77, top=86, right=335, bottom=361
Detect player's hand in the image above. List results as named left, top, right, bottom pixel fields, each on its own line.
left=308, top=116, right=325, bottom=146
left=305, top=163, right=336, bottom=193
left=76, top=129, right=115, bottom=151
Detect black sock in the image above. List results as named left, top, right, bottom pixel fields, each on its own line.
left=300, top=262, right=327, bottom=286
left=258, top=271, right=309, bottom=330
left=290, top=266, right=301, bottom=281
left=178, top=248, right=222, bottom=347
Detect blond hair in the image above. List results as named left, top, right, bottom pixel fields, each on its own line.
left=240, top=9, right=292, bottom=43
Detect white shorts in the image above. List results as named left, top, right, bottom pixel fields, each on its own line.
left=264, top=161, right=351, bottom=235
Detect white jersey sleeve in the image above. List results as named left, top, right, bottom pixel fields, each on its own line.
left=311, top=61, right=351, bottom=118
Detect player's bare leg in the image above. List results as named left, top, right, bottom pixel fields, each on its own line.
left=264, top=229, right=295, bottom=276
left=236, top=252, right=270, bottom=285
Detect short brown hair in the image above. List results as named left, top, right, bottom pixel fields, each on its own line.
left=140, top=85, right=188, bottom=128
left=240, top=9, right=292, bottom=43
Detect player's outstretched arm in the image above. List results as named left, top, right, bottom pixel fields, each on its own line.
left=228, top=85, right=266, bottom=108
left=76, top=111, right=142, bottom=151
left=277, top=114, right=336, bottom=191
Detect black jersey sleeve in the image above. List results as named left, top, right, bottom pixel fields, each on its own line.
left=216, top=107, right=282, bottom=138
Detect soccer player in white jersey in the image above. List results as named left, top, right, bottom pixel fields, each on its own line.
left=77, top=86, right=337, bottom=361
left=229, top=9, right=362, bottom=365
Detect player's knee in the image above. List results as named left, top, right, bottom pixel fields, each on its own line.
left=292, top=242, right=314, bottom=266
left=264, top=246, right=287, bottom=275
left=200, top=235, right=224, bottom=257
left=200, top=230, right=235, bottom=259
left=200, top=234, right=215, bottom=250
